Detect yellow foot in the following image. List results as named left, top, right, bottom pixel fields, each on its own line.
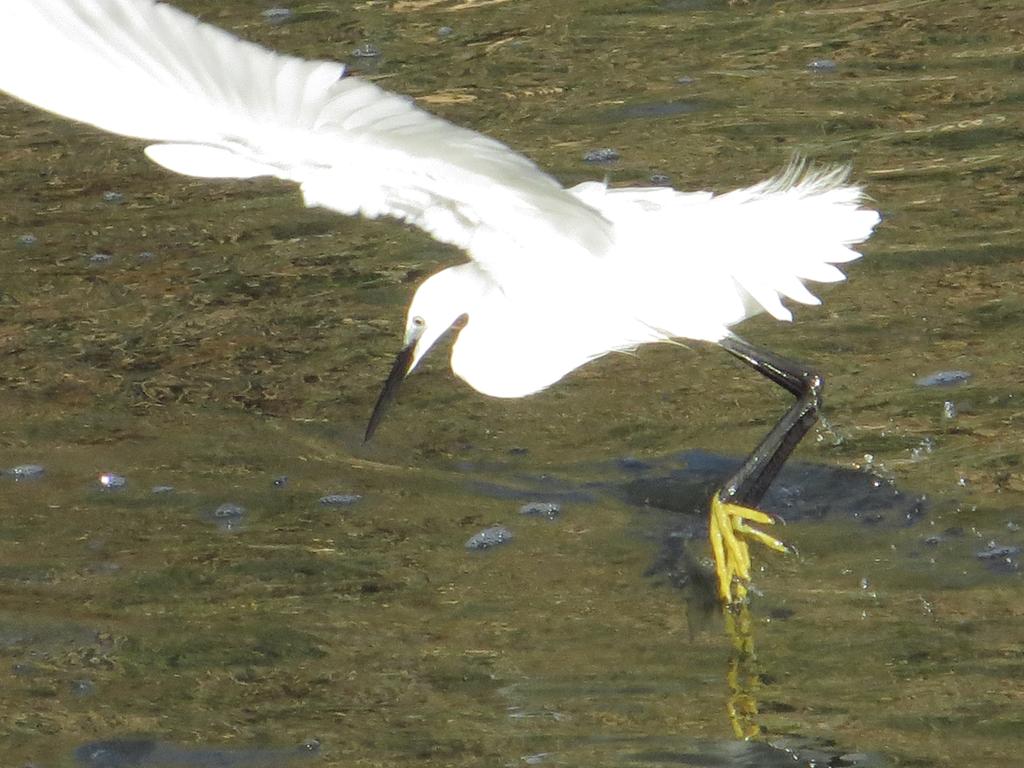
left=709, top=494, right=791, bottom=604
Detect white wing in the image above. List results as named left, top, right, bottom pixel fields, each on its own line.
left=572, top=161, right=879, bottom=336
left=0, top=0, right=612, bottom=275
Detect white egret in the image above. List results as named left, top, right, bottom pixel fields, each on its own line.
left=0, top=0, right=880, bottom=603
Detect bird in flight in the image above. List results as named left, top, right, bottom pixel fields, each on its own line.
left=0, top=0, right=879, bottom=604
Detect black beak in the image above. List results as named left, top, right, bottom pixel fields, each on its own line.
left=364, top=340, right=416, bottom=443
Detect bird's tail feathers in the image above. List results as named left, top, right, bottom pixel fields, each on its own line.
left=712, top=159, right=880, bottom=321
left=582, top=159, right=880, bottom=341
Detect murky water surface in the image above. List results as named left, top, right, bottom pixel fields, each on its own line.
left=1, top=1, right=1022, bottom=766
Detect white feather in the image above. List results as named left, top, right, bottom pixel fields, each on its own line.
left=571, top=160, right=879, bottom=334
left=0, top=0, right=881, bottom=399
left=0, top=0, right=613, bottom=282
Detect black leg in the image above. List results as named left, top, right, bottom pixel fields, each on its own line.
left=717, top=335, right=823, bottom=509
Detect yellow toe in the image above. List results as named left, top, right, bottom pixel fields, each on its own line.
left=709, top=494, right=791, bottom=604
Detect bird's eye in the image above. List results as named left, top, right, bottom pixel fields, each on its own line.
left=412, top=315, right=425, bottom=328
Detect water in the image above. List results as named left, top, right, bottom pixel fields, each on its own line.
left=1, top=1, right=1023, bottom=766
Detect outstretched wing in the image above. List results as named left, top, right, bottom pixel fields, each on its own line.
left=569, top=160, right=879, bottom=341
left=0, top=0, right=612, bottom=273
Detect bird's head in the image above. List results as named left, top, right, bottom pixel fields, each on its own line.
left=363, top=266, right=478, bottom=441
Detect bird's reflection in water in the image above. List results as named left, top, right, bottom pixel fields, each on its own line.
left=648, top=537, right=766, bottom=739
left=724, top=604, right=762, bottom=741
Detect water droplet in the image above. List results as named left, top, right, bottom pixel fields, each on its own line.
left=916, top=370, right=971, bottom=388
left=319, top=494, right=361, bottom=506
left=204, top=503, right=247, bottom=532
left=98, top=472, right=126, bottom=490
left=806, top=58, right=838, bottom=72
left=261, top=7, right=294, bottom=25
left=5, top=464, right=44, bottom=480
left=518, top=502, right=561, bottom=520
left=70, top=679, right=96, bottom=697
left=465, top=526, right=513, bottom=551
left=583, top=148, right=620, bottom=163
left=352, top=43, right=381, bottom=58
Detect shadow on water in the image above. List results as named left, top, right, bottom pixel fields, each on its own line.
left=464, top=449, right=928, bottom=526
left=75, top=738, right=320, bottom=768
left=465, top=449, right=936, bottom=598
left=627, top=738, right=888, bottom=767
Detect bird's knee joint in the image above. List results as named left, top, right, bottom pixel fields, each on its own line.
left=803, top=371, right=824, bottom=401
